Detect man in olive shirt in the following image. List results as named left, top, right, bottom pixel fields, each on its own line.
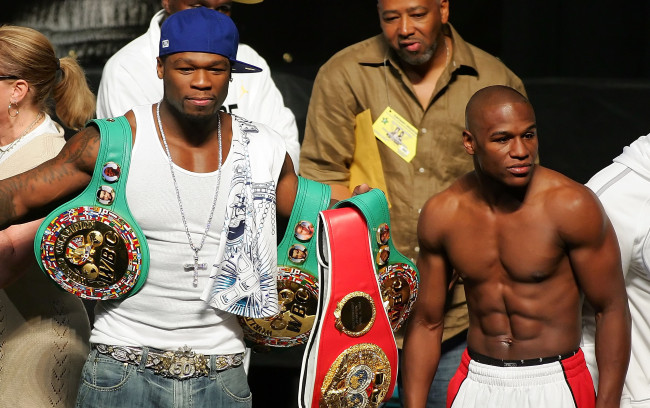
left=299, top=0, right=525, bottom=405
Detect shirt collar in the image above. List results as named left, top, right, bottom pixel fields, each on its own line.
left=361, top=23, right=479, bottom=77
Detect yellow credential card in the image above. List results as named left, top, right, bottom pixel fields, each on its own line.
left=372, top=107, right=418, bottom=162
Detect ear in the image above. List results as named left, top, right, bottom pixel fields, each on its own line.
left=462, top=129, right=475, bottom=155
left=439, top=0, right=450, bottom=24
left=156, top=57, right=164, bottom=79
left=161, top=0, right=171, bottom=14
left=9, top=79, right=30, bottom=104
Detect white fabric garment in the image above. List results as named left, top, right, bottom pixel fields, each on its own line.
left=96, top=9, right=299, bottom=171
left=201, top=115, right=283, bottom=318
left=450, top=359, right=587, bottom=408
left=0, top=113, right=61, bottom=166
left=90, top=105, right=284, bottom=354
left=582, top=134, right=650, bottom=407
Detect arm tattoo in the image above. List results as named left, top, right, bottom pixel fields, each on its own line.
left=0, top=127, right=100, bottom=229
left=60, top=127, right=101, bottom=168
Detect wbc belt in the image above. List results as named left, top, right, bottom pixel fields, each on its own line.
left=299, top=198, right=399, bottom=408
left=34, top=116, right=149, bottom=300
left=239, top=177, right=330, bottom=347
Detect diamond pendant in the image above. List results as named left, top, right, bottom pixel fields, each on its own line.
left=184, top=253, right=208, bottom=287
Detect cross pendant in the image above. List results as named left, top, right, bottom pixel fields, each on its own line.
left=184, top=254, right=208, bottom=287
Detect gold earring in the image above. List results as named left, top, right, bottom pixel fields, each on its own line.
left=8, top=100, right=18, bottom=117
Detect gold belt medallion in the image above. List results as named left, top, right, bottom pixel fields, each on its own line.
left=240, top=266, right=318, bottom=347
left=320, top=343, right=392, bottom=408
left=40, top=206, right=145, bottom=299
left=378, top=262, right=419, bottom=331
left=334, top=291, right=376, bottom=337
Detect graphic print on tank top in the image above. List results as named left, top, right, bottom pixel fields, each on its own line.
left=204, top=116, right=280, bottom=319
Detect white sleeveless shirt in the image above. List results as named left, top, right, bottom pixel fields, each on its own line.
left=91, top=104, right=244, bottom=354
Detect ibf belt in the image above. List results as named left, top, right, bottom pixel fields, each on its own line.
left=34, top=116, right=149, bottom=300
left=298, top=204, right=398, bottom=408
left=239, top=177, right=330, bottom=347
left=333, top=189, right=419, bottom=332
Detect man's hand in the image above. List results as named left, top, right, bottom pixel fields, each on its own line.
left=351, top=183, right=372, bottom=196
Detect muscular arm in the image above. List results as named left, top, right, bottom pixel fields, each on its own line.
left=402, top=196, right=453, bottom=408
left=0, top=126, right=99, bottom=230
left=276, top=153, right=299, bottom=220
left=557, top=186, right=631, bottom=408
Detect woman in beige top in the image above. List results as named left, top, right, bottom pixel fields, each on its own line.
left=0, top=25, right=95, bottom=408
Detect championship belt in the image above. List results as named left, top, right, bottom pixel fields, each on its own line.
left=335, top=188, right=419, bottom=332
left=239, top=177, right=331, bottom=347
left=299, top=192, right=401, bottom=408
left=34, top=116, right=149, bottom=300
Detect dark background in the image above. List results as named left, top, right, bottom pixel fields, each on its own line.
left=4, top=1, right=650, bottom=407
left=5, top=0, right=650, bottom=183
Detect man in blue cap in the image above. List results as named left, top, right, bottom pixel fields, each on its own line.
left=96, top=0, right=302, bottom=172
left=0, top=7, right=306, bottom=407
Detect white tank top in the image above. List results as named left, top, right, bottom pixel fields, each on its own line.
left=90, top=104, right=245, bottom=354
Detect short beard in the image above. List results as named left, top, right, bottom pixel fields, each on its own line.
left=396, top=36, right=443, bottom=67
left=396, top=46, right=436, bottom=66
left=179, top=109, right=217, bottom=126
left=167, top=100, right=219, bottom=127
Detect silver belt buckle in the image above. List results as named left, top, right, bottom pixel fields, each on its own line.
left=156, top=346, right=209, bottom=379
left=215, top=352, right=244, bottom=370
left=95, top=344, right=243, bottom=380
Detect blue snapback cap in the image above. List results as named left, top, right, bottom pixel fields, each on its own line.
left=159, top=7, right=262, bottom=73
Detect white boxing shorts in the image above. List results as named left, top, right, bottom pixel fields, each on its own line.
left=447, top=348, right=595, bottom=408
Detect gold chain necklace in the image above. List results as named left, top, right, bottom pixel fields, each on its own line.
left=0, top=111, right=43, bottom=159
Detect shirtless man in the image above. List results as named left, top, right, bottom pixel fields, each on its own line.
left=402, top=85, right=631, bottom=408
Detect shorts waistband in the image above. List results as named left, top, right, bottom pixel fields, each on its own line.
left=467, top=348, right=579, bottom=367
left=94, top=344, right=244, bottom=380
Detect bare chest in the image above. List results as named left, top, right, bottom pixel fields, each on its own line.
left=445, top=211, right=566, bottom=284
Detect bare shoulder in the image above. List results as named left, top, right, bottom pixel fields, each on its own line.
left=421, top=173, right=476, bottom=218
left=63, top=111, right=136, bottom=171
left=536, top=167, right=607, bottom=241
left=418, top=174, right=476, bottom=247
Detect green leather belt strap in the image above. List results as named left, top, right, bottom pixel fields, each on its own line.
left=86, top=117, right=135, bottom=214
left=35, top=116, right=149, bottom=300
left=240, top=176, right=331, bottom=348
left=333, top=189, right=413, bottom=269
left=277, top=176, right=331, bottom=275
left=333, top=188, right=419, bottom=331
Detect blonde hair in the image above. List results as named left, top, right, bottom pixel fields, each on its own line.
left=0, top=25, right=95, bottom=130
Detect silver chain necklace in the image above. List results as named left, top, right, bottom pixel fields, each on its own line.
left=0, top=111, right=43, bottom=160
left=156, top=102, right=223, bottom=286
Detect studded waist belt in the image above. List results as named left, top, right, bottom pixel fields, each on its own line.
left=94, top=344, right=244, bottom=380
